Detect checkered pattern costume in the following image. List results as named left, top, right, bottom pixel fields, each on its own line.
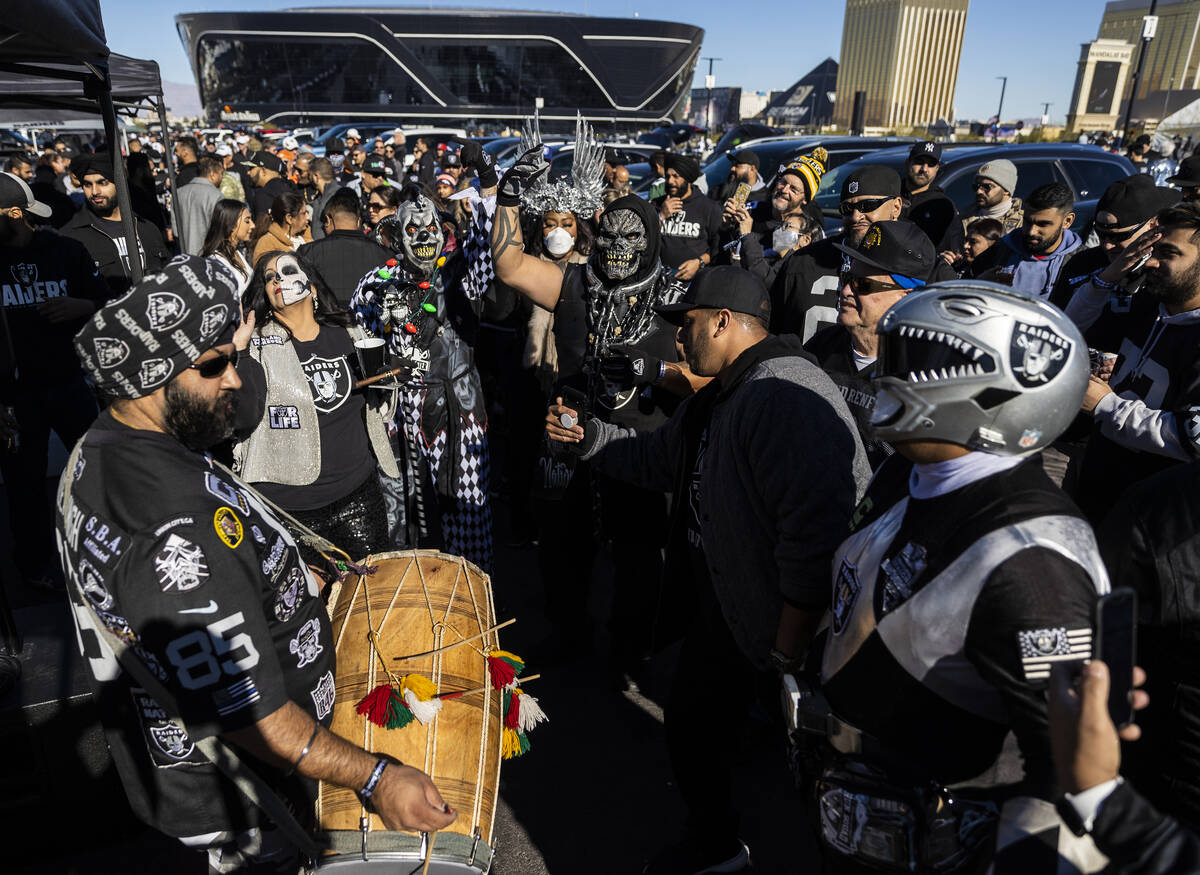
left=351, top=197, right=496, bottom=572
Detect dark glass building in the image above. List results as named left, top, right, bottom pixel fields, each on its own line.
left=175, top=8, right=703, bottom=128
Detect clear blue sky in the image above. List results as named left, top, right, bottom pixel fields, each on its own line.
left=97, top=0, right=1112, bottom=124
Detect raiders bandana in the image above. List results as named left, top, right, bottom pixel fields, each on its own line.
left=74, top=255, right=241, bottom=399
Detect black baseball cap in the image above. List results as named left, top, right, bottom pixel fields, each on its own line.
left=728, top=150, right=760, bottom=168
left=655, top=265, right=772, bottom=325
left=1097, top=174, right=1180, bottom=226
left=1169, top=155, right=1200, bottom=187
left=247, top=150, right=285, bottom=175
left=834, top=220, right=937, bottom=285
left=361, top=155, right=393, bottom=177
left=908, top=141, right=942, bottom=164
left=0, top=171, right=51, bottom=217
left=841, top=165, right=902, bottom=201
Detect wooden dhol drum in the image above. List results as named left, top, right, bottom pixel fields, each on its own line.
left=316, top=550, right=502, bottom=873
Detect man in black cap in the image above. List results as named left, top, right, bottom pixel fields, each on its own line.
left=0, top=170, right=109, bottom=591
left=805, top=220, right=939, bottom=469
left=61, top=153, right=170, bottom=296
left=60, top=255, right=456, bottom=872
left=709, top=149, right=766, bottom=204
left=243, top=150, right=294, bottom=220
left=901, top=140, right=963, bottom=254
left=653, top=153, right=722, bottom=280
left=772, top=164, right=919, bottom=342
left=356, top=155, right=394, bottom=223
left=546, top=266, right=869, bottom=875
left=1168, top=154, right=1200, bottom=203
left=1050, top=174, right=1180, bottom=311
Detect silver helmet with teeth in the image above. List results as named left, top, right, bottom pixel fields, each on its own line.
left=870, top=281, right=1089, bottom=455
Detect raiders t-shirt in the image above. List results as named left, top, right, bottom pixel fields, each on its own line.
left=56, top=412, right=335, bottom=837
left=0, top=229, right=109, bottom=393
left=653, top=189, right=722, bottom=270
left=253, top=327, right=375, bottom=511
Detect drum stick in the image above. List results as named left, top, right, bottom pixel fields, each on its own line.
left=437, top=674, right=541, bottom=699
left=422, top=833, right=436, bottom=875
left=392, top=618, right=517, bottom=661
left=353, top=366, right=410, bottom=389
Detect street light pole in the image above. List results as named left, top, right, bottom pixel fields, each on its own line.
left=1121, top=0, right=1159, bottom=148
left=994, top=76, right=1007, bottom=143
left=702, top=56, right=722, bottom=135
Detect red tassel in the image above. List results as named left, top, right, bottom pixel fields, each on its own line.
left=356, top=683, right=394, bottom=726
left=504, top=689, right=522, bottom=729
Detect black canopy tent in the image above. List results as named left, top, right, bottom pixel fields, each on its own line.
left=0, top=2, right=177, bottom=284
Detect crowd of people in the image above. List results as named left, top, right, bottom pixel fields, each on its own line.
left=3, top=115, right=1200, bottom=874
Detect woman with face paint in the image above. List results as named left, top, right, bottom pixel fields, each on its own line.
left=231, top=251, right=400, bottom=560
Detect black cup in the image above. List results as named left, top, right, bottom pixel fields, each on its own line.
left=354, top=337, right=387, bottom=378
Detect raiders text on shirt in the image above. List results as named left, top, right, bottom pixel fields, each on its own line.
left=2, top=262, right=69, bottom=307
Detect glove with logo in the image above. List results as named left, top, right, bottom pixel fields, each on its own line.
left=454, top=139, right=497, bottom=189
left=599, top=345, right=661, bottom=389
left=497, top=146, right=550, bottom=207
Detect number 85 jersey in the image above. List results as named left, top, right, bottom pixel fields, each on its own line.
left=55, top=412, right=335, bottom=839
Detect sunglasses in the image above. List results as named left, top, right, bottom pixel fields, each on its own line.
left=839, top=271, right=905, bottom=295
left=839, top=196, right=894, bottom=217
left=188, top=348, right=241, bottom=379
left=368, top=202, right=388, bottom=212
left=1094, top=225, right=1138, bottom=245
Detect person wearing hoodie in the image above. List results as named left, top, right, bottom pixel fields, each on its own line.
left=547, top=267, right=869, bottom=875
left=986, top=182, right=1081, bottom=299
left=1067, top=201, right=1200, bottom=523
left=486, top=142, right=694, bottom=687
left=900, top=140, right=964, bottom=254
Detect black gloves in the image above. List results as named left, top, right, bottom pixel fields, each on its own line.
left=497, top=146, right=550, bottom=207
left=455, top=140, right=498, bottom=189
left=600, top=345, right=661, bottom=389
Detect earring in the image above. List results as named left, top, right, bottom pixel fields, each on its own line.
left=312, top=294, right=318, bottom=314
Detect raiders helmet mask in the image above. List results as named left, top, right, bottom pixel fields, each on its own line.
left=870, top=281, right=1089, bottom=455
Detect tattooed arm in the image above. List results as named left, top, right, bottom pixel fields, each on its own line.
left=491, top=202, right=567, bottom=312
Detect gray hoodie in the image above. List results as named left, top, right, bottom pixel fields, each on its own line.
left=992, top=227, right=1082, bottom=299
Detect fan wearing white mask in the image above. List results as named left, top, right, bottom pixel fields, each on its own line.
left=524, top=208, right=596, bottom=391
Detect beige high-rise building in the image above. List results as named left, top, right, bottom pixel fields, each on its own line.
left=834, top=0, right=969, bottom=131
left=1098, top=0, right=1200, bottom=102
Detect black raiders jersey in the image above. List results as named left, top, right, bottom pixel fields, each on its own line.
left=55, top=412, right=335, bottom=837
left=820, top=456, right=1106, bottom=793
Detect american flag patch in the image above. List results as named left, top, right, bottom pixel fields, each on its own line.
left=1018, top=627, right=1091, bottom=681
left=213, top=676, right=261, bottom=717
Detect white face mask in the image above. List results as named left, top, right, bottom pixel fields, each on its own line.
left=274, top=254, right=312, bottom=306
left=544, top=226, right=575, bottom=257
left=772, top=227, right=800, bottom=252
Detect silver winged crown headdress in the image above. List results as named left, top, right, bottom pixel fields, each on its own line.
left=519, top=110, right=606, bottom=216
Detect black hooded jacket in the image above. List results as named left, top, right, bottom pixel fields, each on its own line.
left=553, top=194, right=682, bottom=432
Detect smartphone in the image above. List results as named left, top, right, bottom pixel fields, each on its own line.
left=730, top=182, right=752, bottom=209
left=1095, top=588, right=1137, bottom=728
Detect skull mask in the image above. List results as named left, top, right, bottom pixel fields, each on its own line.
left=391, top=194, right=444, bottom=276
left=594, top=208, right=648, bottom=281
left=274, top=254, right=311, bottom=306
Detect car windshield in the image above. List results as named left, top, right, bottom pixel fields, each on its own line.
left=814, top=153, right=910, bottom=212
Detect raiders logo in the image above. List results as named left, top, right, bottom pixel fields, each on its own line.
left=199, top=303, right=229, bottom=338
left=300, top=355, right=352, bottom=414
left=145, top=291, right=189, bottom=332
left=275, top=567, right=305, bottom=622
left=831, top=559, right=861, bottom=635
left=1011, top=321, right=1071, bottom=387
left=133, top=688, right=197, bottom=766
left=78, top=557, right=113, bottom=610
left=93, top=337, right=130, bottom=369
left=139, top=358, right=174, bottom=389
left=289, top=617, right=324, bottom=668
left=10, top=262, right=38, bottom=285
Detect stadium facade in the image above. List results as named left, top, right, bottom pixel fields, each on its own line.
left=175, top=8, right=703, bottom=128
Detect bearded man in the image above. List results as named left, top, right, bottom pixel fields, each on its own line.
left=484, top=133, right=698, bottom=682
left=985, top=182, right=1081, bottom=298
left=1066, top=202, right=1200, bottom=522
left=350, top=187, right=494, bottom=572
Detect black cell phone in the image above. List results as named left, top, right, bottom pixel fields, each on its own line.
left=1095, top=588, right=1137, bottom=728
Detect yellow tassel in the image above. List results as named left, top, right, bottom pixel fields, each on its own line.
left=400, top=673, right=437, bottom=701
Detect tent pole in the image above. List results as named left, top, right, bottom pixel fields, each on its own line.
left=97, top=84, right=143, bottom=284
left=156, top=98, right=181, bottom=240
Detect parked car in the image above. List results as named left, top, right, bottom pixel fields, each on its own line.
left=813, top=142, right=1137, bottom=236
left=706, top=123, right=782, bottom=160
left=546, top=142, right=663, bottom=181
left=637, top=123, right=707, bottom=150
left=699, top=135, right=922, bottom=196
left=308, top=123, right=466, bottom=156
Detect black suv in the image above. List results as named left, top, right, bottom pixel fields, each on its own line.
left=813, top=142, right=1136, bottom=236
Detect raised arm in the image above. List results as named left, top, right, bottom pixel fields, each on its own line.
left=491, top=201, right=568, bottom=311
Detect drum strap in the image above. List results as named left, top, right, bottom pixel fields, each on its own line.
left=58, top=440, right=322, bottom=860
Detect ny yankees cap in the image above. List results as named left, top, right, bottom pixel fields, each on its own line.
left=655, top=265, right=772, bottom=325
left=0, top=171, right=51, bottom=218
left=908, top=141, right=942, bottom=164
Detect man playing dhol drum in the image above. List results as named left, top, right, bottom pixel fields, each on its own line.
left=56, top=256, right=455, bottom=873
